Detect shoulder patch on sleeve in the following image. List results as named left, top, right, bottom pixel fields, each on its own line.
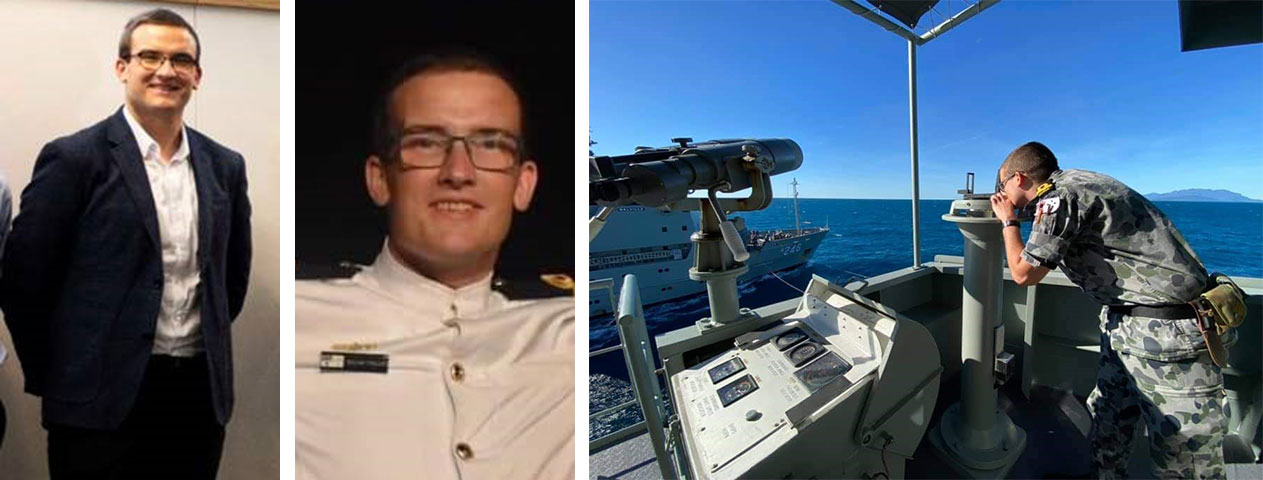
left=1036, top=197, right=1060, bottom=215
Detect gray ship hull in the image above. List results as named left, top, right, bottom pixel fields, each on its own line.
left=589, top=205, right=828, bottom=316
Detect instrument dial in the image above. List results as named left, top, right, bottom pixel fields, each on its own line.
left=793, top=352, right=853, bottom=392
left=786, top=341, right=825, bottom=367
left=717, top=374, right=759, bottom=407
left=707, top=357, right=746, bottom=384
left=774, top=328, right=808, bottom=351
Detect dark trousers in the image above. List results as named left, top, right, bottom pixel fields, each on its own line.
left=47, top=354, right=225, bottom=480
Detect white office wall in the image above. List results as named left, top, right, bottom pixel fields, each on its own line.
left=0, top=0, right=280, bottom=477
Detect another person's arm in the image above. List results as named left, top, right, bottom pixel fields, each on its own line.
left=0, top=175, right=11, bottom=255
left=0, top=142, right=87, bottom=395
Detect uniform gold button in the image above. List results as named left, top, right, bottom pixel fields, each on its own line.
left=454, top=442, right=473, bottom=460
left=450, top=363, right=465, bottom=382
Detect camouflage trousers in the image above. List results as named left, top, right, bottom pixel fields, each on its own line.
left=1087, top=307, right=1227, bottom=479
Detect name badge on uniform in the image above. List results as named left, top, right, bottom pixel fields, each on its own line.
left=320, top=351, right=389, bottom=373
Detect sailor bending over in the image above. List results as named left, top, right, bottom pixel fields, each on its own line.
left=991, top=141, right=1234, bottom=479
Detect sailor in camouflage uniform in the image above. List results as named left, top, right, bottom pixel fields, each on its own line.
left=990, top=142, right=1232, bottom=479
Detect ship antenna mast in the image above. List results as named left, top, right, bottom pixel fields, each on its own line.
left=791, top=177, right=802, bottom=235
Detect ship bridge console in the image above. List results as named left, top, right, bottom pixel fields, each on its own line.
left=665, top=276, right=942, bottom=479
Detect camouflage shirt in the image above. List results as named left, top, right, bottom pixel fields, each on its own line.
left=1021, top=169, right=1208, bottom=306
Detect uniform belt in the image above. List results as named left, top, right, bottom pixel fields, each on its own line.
left=1109, top=303, right=1196, bottom=320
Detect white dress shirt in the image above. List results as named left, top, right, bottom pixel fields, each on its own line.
left=296, top=244, right=575, bottom=480
left=123, top=108, right=202, bottom=357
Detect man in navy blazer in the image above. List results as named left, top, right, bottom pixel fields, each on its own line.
left=0, top=9, right=250, bottom=479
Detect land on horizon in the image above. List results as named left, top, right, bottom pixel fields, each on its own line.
left=1144, top=188, right=1262, bottom=203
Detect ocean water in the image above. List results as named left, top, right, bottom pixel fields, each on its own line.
left=589, top=199, right=1262, bottom=351
left=588, top=199, right=1262, bottom=437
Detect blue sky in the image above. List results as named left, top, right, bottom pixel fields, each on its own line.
left=590, top=1, right=1263, bottom=199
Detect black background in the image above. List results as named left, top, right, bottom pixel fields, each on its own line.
left=297, top=2, right=576, bottom=279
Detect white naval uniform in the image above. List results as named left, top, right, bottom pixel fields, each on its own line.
left=296, top=246, right=575, bottom=480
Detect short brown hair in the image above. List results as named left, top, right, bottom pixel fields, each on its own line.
left=1002, top=141, right=1060, bottom=183
left=118, top=8, right=201, bottom=60
left=370, top=49, right=525, bottom=162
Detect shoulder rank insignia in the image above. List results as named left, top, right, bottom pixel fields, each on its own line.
left=296, top=261, right=363, bottom=280
left=541, top=273, right=575, bottom=292
left=1035, top=182, right=1054, bottom=198
left=494, top=272, right=574, bottom=300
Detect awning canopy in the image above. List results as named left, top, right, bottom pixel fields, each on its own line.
left=865, top=0, right=940, bottom=29
left=1178, top=0, right=1263, bottom=52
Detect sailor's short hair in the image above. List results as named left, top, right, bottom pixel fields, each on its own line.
left=1002, top=141, right=1059, bottom=183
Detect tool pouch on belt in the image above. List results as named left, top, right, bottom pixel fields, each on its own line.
left=1189, top=273, right=1248, bottom=367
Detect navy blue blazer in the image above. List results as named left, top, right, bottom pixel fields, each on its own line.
left=0, top=108, right=251, bottom=429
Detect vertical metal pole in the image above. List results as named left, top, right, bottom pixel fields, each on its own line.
left=959, top=228, right=1002, bottom=449
left=931, top=215, right=1026, bottom=475
left=695, top=199, right=742, bottom=325
left=908, top=40, right=922, bottom=267
left=792, top=178, right=802, bottom=235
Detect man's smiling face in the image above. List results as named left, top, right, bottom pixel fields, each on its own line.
left=116, top=24, right=201, bottom=117
left=367, top=70, right=538, bottom=276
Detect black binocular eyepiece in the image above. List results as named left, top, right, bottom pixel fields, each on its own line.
left=589, top=138, right=803, bottom=207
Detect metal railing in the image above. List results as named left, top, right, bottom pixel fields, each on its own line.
left=588, top=342, right=650, bottom=452
left=588, top=278, right=652, bottom=451
left=589, top=342, right=670, bottom=452
left=587, top=277, right=675, bottom=476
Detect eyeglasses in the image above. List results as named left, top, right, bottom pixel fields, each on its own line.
left=996, top=170, right=1022, bottom=192
left=395, top=130, right=523, bottom=172
left=123, top=50, right=199, bottom=75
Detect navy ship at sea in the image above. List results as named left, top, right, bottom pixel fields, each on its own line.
left=589, top=140, right=828, bottom=317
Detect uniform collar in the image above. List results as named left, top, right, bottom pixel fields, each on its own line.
left=363, top=241, right=500, bottom=320
left=1032, top=169, right=1063, bottom=201
left=122, top=105, right=190, bottom=164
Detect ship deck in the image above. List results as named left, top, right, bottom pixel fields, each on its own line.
left=590, top=377, right=1263, bottom=479
left=589, top=257, right=1262, bottom=479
